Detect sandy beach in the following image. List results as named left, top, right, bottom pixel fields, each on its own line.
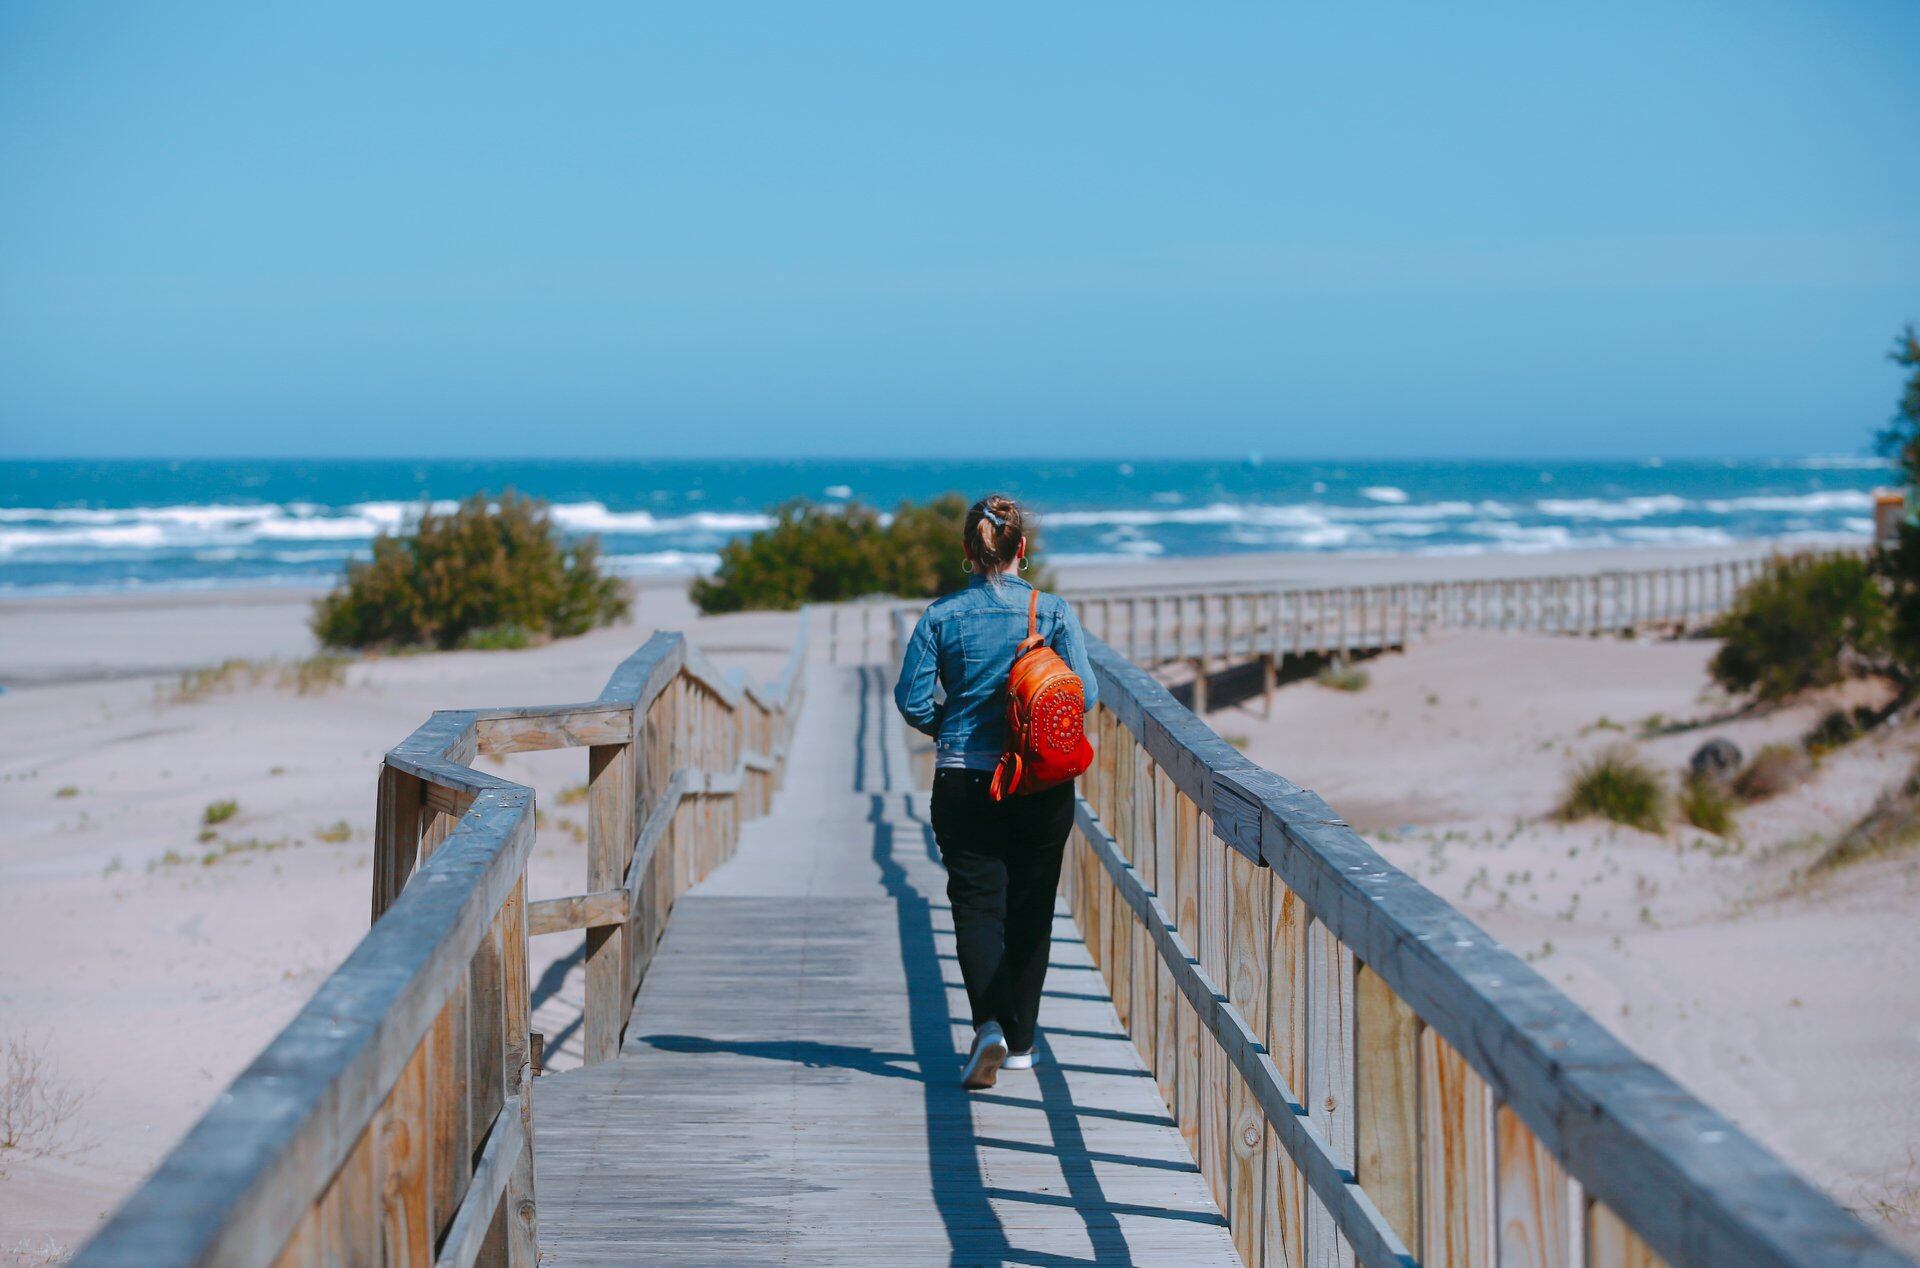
left=1, top=544, right=1915, bottom=1259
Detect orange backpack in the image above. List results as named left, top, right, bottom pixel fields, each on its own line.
left=989, top=589, right=1096, bottom=801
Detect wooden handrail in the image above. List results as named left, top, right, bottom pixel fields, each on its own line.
left=73, top=612, right=809, bottom=1267
left=1062, top=632, right=1906, bottom=1267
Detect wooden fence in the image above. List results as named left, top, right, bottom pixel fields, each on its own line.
left=73, top=618, right=807, bottom=1267
left=1063, top=634, right=1904, bottom=1267
left=1068, top=547, right=1864, bottom=667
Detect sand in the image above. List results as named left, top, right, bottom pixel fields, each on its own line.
left=1, top=545, right=1914, bottom=1258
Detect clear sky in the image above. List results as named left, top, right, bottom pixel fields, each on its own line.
left=2, top=2, right=1916, bottom=460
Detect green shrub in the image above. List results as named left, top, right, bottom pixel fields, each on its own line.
left=459, top=624, right=535, bottom=652
left=1733, top=743, right=1812, bottom=801
left=1315, top=665, right=1370, bottom=692
left=1678, top=772, right=1735, bottom=836
left=690, top=495, right=1052, bottom=614
left=1555, top=745, right=1665, bottom=834
left=1802, top=708, right=1860, bottom=756
left=202, top=799, right=239, bottom=827
left=312, top=492, right=628, bottom=651
left=1708, top=554, right=1887, bottom=703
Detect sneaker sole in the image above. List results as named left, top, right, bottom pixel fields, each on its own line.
left=962, top=1041, right=1008, bottom=1089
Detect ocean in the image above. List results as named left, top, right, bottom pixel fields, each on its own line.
left=0, top=457, right=1887, bottom=596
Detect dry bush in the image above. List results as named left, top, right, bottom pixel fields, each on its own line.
left=1, top=1033, right=86, bottom=1172
left=164, top=654, right=351, bottom=704
left=1733, top=743, right=1813, bottom=801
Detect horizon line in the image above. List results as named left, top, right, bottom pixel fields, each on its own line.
left=0, top=451, right=1890, bottom=466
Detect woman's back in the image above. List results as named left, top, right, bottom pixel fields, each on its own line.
left=894, top=573, right=1097, bottom=771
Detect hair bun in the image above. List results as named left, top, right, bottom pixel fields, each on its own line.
left=966, top=495, right=1025, bottom=573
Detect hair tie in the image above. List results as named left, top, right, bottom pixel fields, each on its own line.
left=980, top=507, right=1006, bottom=529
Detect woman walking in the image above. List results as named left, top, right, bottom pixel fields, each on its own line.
left=894, top=495, right=1097, bottom=1089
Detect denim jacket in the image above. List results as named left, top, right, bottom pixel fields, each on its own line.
left=893, top=574, right=1098, bottom=769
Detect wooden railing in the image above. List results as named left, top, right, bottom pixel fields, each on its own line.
left=74, top=617, right=807, bottom=1267
left=1067, top=546, right=1866, bottom=667
left=1062, top=634, right=1905, bottom=1267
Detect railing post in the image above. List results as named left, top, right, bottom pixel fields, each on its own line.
left=501, top=877, right=538, bottom=1265
left=585, top=737, right=637, bottom=1064
left=373, top=763, right=424, bottom=923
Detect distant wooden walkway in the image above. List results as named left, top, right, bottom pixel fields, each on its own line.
left=534, top=661, right=1237, bottom=1264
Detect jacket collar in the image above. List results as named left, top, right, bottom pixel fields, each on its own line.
left=968, top=571, right=1033, bottom=592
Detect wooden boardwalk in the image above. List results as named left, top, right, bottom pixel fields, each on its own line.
left=533, top=660, right=1237, bottom=1265
left=76, top=613, right=1909, bottom=1268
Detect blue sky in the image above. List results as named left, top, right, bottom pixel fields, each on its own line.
left=1, top=3, right=1916, bottom=460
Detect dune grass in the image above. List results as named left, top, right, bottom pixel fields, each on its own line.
left=1555, top=745, right=1666, bottom=834
left=1315, top=664, right=1371, bottom=692
left=1677, top=772, right=1736, bottom=836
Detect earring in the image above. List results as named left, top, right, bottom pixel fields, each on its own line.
left=962, top=558, right=974, bottom=573
left=1018, top=558, right=1030, bottom=573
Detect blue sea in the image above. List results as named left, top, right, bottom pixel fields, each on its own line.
left=0, top=457, right=1887, bottom=596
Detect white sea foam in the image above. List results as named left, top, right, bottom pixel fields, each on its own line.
left=1534, top=495, right=1687, bottom=520
left=254, top=515, right=390, bottom=540
left=1360, top=486, right=1409, bottom=504
left=1794, top=455, right=1891, bottom=470
left=550, top=502, right=773, bottom=534
left=1700, top=491, right=1874, bottom=513
left=0, top=524, right=169, bottom=553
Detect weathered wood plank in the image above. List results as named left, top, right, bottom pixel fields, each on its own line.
left=375, top=1043, right=431, bottom=1266
left=319, top=1122, right=376, bottom=1266
left=497, top=877, right=537, bottom=1267
left=1420, top=1028, right=1492, bottom=1268
left=584, top=741, right=635, bottom=1064
left=1588, top=1198, right=1667, bottom=1268
left=473, top=704, right=632, bottom=755
left=526, top=889, right=627, bottom=938
left=426, top=978, right=472, bottom=1247
left=1174, top=788, right=1202, bottom=1159
left=1227, top=847, right=1270, bottom=1265
left=1498, top=1102, right=1573, bottom=1268
left=434, top=1093, right=528, bottom=1268
left=1263, top=876, right=1309, bottom=1268
left=373, top=764, right=424, bottom=922
left=1307, top=918, right=1357, bottom=1268
left=1354, top=962, right=1420, bottom=1259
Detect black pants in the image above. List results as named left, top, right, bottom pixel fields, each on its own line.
left=929, top=769, right=1075, bottom=1054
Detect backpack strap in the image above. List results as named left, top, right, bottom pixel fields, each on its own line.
left=1016, top=588, right=1044, bottom=656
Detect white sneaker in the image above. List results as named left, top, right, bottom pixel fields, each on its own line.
left=961, top=1023, right=1009, bottom=1089
left=1002, top=1048, right=1035, bottom=1071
